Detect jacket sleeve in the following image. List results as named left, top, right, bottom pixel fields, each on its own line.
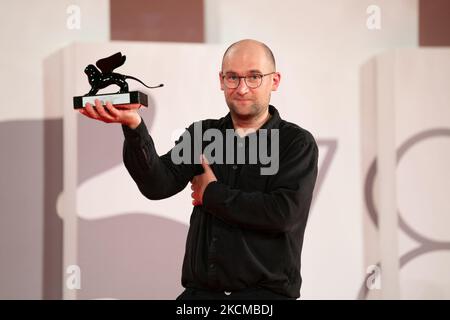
left=122, top=117, right=201, bottom=200
left=202, top=133, right=319, bottom=233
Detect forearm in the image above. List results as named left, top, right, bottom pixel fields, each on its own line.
left=122, top=119, right=192, bottom=200
left=202, top=137, right=318, bottom=233
left=202, top=181, right=313, bottom=233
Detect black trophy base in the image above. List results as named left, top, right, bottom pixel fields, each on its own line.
left=73, top=91, right=148, bottom=109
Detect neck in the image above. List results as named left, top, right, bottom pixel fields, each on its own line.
left=231, top=107, right=271, bottom=137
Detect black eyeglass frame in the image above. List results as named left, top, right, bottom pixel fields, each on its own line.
left=221, top=71, right=277, bottom=89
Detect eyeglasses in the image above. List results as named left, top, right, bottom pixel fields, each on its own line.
left=221, top=72, right=276, bottom=89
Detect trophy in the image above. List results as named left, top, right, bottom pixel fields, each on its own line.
left=73, top=52, right=163, bottom=109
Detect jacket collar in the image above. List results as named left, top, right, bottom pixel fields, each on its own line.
left=222, top=104, right=281, bottom=131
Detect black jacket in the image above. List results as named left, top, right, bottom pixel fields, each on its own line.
left=122, top=105, right=318, bottom=298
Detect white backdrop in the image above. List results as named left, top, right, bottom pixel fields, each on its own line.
left=361, top=49, right=450, bottom=299
left=48, top=42, right=449, bottom=300
left=1, top=0, right=426, bottom=299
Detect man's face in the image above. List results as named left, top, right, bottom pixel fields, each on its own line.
left=220, top=44, right=280, bottom=120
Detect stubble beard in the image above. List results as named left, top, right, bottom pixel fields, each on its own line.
left=227, top=100, right=267, bottom=122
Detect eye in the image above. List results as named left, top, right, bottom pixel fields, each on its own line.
left=249, top=74, right=262, bottom=80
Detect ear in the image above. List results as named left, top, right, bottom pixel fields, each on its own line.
left=219, top=71, right=225, bottom=91
left=271, top=72, right=281, bottom=91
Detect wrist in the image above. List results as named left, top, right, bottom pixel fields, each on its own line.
left=127, top=114, right=141, bottom=129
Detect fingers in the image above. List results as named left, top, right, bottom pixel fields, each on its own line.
left=79, top=100, right=118, bottom=123
left=94, top=99, right=116, bottom=123
left=81, top=102, right=101, bottom=120
left=190, top=180, right=197, bottom=202
left=191, top=192, right=200, bottom=206
left=115, top=103, right=141, bottom=110
left=104, top=101, right=121, bottom=118
left=191, top=189, right=202, bottom=206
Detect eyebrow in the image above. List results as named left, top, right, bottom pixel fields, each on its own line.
left=224, top=69, right=263, bottom=75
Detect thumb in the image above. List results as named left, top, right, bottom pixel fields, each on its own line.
left=200, top=154, right=211, bottom=171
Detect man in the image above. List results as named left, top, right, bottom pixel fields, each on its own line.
left=78, top=39, right=318, bottom=300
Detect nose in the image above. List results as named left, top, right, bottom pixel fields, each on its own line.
left=236, top=78, right=250, bottom=95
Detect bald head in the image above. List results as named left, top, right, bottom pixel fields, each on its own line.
left=221, top=39, right=276, bottom=72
